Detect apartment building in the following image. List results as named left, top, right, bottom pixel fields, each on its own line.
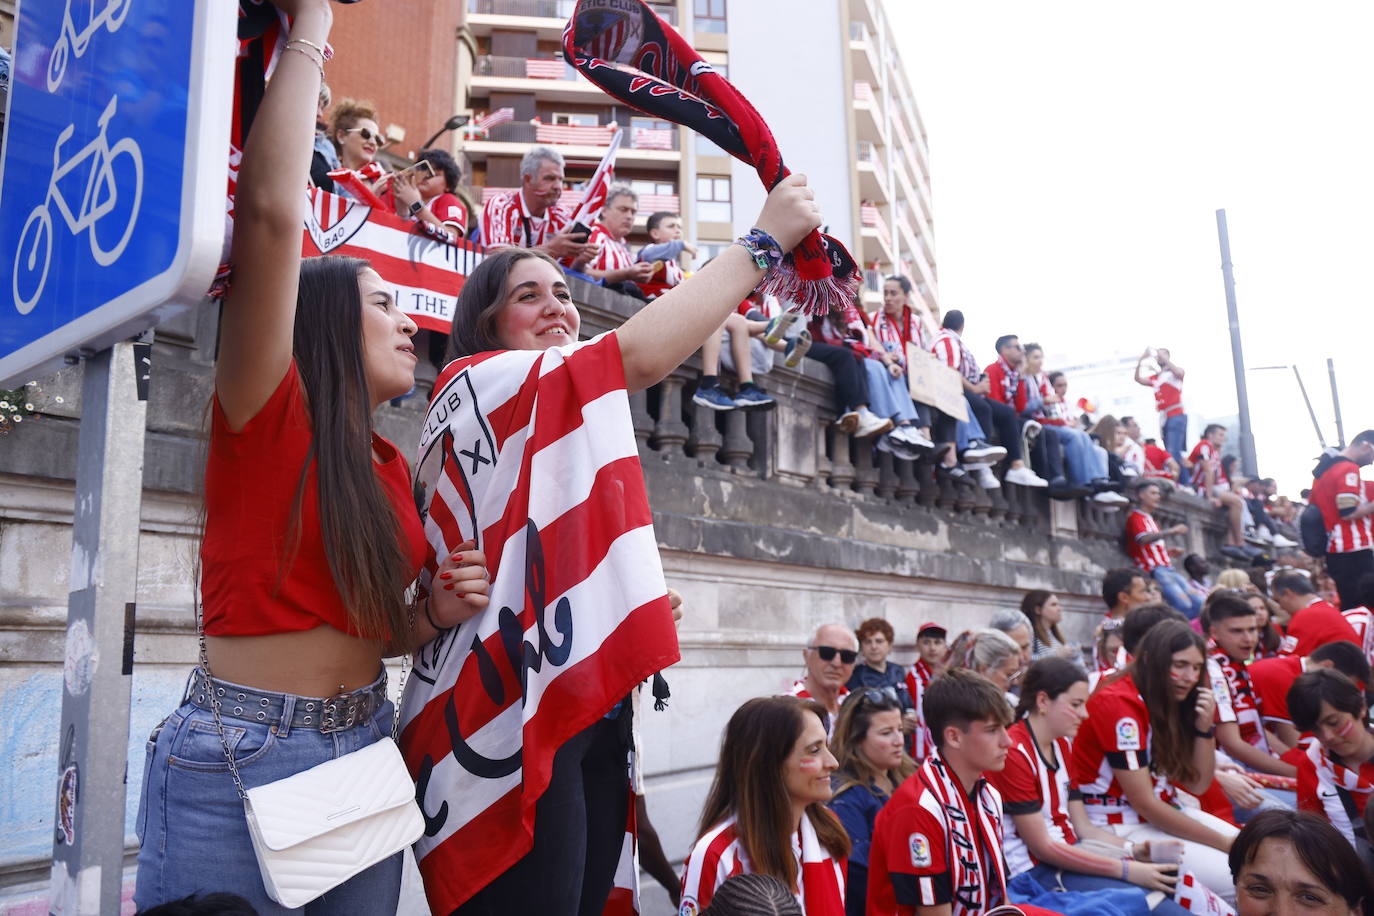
left=457, top=0, right=938, bottom=316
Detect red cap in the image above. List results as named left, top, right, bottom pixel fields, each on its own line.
left=917, top=622, right=947, bottom=639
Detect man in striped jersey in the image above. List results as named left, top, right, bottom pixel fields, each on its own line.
left=584, top=184, right=654, bottom=295
left=1134, top=346, right=1188, bottom=474
left=1125, top=481, right=1203, bottom=618
left=1311, top=430, right=1374, bottom=609
left=480, top=146, right=599, bottom=265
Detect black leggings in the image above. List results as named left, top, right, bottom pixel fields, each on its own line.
left=804, top=342, right=868, bottom=413
left=454, top=715, right=630, bottom=916
left=1327, top=550, right=1374, bottom=611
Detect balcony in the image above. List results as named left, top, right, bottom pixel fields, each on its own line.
left=460, top=121, right=682, bottom=167
left=478, top=187, right=681, bottom=223
left=467, top=0, right=677, bottom=39
left=853, top=80, right=884, bottom=144
left=856, top=140, right=887, bottom=202
left=859, top=201, right=893, bottom=266
left=470, top=54, right=602, bottom=104
left=848, top=20, right=881, bottom=86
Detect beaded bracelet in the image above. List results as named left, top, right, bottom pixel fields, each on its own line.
left=733, top=227, right=784, bottom=275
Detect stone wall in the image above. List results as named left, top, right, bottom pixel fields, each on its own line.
left=0, top=282, right=1229, bottom=914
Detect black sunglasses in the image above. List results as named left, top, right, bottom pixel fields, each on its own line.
left=809, top=645, right=858, bottom=664
left=344, top=126, right=385, bottom=144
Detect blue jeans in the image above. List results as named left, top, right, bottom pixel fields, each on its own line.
left=1232, top=789, right=1297, bottom=825
left=1024, top=864, right=1192, bottom=916
left=1050, top=425, right=1106, bottom=486
left=1163, top=413, right=1188, bottom=482
left=861, top=359, right=919, bottom=423
left=134, top=670, right=402, bottom=914
left=1152, top=565, right=1204, bottom=618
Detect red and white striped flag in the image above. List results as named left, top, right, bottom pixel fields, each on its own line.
left=476, top=107, right=515, bottom=131
left=533, top=119, right=620, bottom=147
left=570, top=127, right=624, bottom=227
left=1174, top=870, right=1236, bottom=916
left=632, top=127, right=674, bottom=150
left=399, top=332, right=680, bottom=914
left=300, top=187, right=483, bottom=332
left=525, top=57, right=568, bottom=79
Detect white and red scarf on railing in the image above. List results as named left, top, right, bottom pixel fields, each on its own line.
left=398, top=332, right=680, bottom=914
left=299, top=187, right=483, bottom=333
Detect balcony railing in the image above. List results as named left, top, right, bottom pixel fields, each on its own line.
left=479, top=187, right=681, bottom=215
left=474, top=54, right=577, bottom=81
left=468, top=0, right=676, bottom=24
left=854, top=80, right=876, bottom=104
left=469, top=120, right=681, bottom=152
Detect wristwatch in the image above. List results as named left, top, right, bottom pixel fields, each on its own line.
left=409, top=200, right=424, bottom=217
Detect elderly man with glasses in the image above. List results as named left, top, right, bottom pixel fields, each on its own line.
left=786, top=622, right=859, bottom=735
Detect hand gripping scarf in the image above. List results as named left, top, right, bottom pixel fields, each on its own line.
left=562, top=0, right=860, bottom=315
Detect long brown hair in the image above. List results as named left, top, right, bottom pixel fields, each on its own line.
left=697, top=697, right=850, bottom=887
left=831, top=690, right=916, bottom=796
left=447, top=248, right=565, bottom=359
left=285, top=255, right=411, bottom=641
left=1021, top=589, right=1065, bottom=648
left=1128, top=619, right=1207, bottom=786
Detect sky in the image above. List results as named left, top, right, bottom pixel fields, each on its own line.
left=887, top=1, right=1373, bottom=495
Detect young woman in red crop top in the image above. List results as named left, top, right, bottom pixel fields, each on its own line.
left=133, top=3, right=489, bottom=912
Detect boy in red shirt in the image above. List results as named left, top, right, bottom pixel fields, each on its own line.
left=1309, top=431, right=1374, bottom=608
left=1186, top=424, right=1252, bottom=560
left=1124, top=481, right=1202, bottom=618
left=868, top=670, right=1013, bottom=916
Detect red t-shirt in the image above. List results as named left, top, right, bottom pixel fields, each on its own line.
left=1150, top=370, right=1184, bottom=419
left=1311, top=458, right=1374, bottom=554
left=428, top=191, right=467, bottom=234
left=1279, top=599, right=1360, bottom=657
left=201, top=364, right=427, bottom=637
left=1125, top=509, right=1172, bottom=573
left=987, top=720, right=1078, bottom=876
left=1247, top=655, right=1304, bottom=729
left=1143, top=443, right=1176, bottom=479
left=1296, top=748, right=1374, bottom=845
left=1188, top=440, right=1223, bottom=494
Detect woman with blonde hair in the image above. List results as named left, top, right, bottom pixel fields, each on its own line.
left=949, top=627, right=1024, bottom=706
left=828, top=690, right=915, bottom=916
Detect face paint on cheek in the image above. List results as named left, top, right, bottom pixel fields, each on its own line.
left=798, top=757, right=822, bottom=773
left=1337, top=719, right=1357, bottom=738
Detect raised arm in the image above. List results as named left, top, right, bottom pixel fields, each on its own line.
left=615, top=175, right=820, bottom=392
left=215, top=0, right=333, bottom=430
left=1133, top=348, right=1152, bottom=386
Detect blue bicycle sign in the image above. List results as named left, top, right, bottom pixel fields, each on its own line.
left=0, top=1, right=235, bottom=387
left=15, top=95, right=144, bottom=314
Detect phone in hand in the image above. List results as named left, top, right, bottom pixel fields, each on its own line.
left=394, top=159, right=436, bottom=182
left=569, top=221, right=593, bottom=243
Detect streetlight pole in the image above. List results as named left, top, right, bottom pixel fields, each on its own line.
left=421, top=115, right=470, bottom=152
left=1215, top=209, right=1259, bottom=477
left=1328, top=358, right=1345, bottom=448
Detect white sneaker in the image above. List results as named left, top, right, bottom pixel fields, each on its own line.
left=1093, top=491, right=1130, bottom=506
left=973, top=466, right=1001, bottom=489
left=854, top=407, right=895, bottom=439
left=833, top=410, right=859, bottom=433
left=1005, top=466, right=1049, bottom=487
left=882, top=432, right=921, bottom=461
left=1271, top=533, right=1299, bottom=548
left=894, top=426, right=935, bottom=450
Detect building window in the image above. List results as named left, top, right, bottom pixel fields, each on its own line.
left=695, top=132, right=725, bottom=157
left=695, top=176, right=731, bottom=223
left=695, top=0, right=726, bottom=33
left=630, top=179, right=676, bottom=196
left=697, top=241, right=731, bottom=262
left=551, top=112, right=599, bottom=126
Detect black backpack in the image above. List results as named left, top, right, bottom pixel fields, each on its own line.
left=1300, top=502, right=1327, bottom=558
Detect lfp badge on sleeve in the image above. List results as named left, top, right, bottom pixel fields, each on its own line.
left=0, top=0, right=234, bottom=387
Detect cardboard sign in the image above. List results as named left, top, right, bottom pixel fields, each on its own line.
left=905, top=343, right=969, bottom=421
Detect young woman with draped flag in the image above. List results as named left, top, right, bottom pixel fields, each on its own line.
left=398, top=171, right=822, bottom=914
left=562, top=0, right=860, bottom=315
left=134, top=1, right=491, bottom=911
left=680, top=697, right=849, bottom=916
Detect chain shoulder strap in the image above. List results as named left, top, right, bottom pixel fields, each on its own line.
left=196, top=602, right=251, bottom=802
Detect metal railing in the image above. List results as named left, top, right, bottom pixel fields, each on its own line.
left=468, top=0, right=677, bottom=24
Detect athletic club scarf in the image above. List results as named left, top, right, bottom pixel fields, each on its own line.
left=1206, top=646, right=1268, bottom=750
left=919, top=752, right=1009, bottom=916
left=678, top=815, right=845, bottom=916
left=562, top=0, right=860, bottom=314
left=872, top=306, right=923, bottom=367
left=905, top=660, right=937, bottom=760
left=398, top=333, right=680, bottom=913
left=994, top=356, right=1020, bottom=405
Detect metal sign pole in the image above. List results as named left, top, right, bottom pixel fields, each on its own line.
left=1328, top=357, right=1345, bottom=449
left=48, top=341, right=146, bottom=915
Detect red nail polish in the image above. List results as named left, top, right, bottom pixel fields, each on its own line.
left=443, top=583, right=456, bottom=591
left=439, top=572, right=453, bottom=580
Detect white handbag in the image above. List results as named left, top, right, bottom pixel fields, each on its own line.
left=196, top=619, right=424, bottom=908
left=242, top=737, right=424, bottom=908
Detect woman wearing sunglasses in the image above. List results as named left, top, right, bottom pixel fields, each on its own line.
left=328, top=98, right=385, bottom=199
left=828, top=689, right=915, bottom=916
left=680, top=697, right=849, bottom=916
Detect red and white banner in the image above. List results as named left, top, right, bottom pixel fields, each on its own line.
left=533, top=119, right=620, bottom=147
left=570, top=128, right=624, bottom=227
left=525, top=58, right=568, bottom=79
left=632, top=127, right=674, bottom=150
left=301, top=188, right=483, bottom=333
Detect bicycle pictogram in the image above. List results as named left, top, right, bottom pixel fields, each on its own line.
left=47, top=0, right=133, bottom=92
left=13, top=95, right=144, bottom=315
